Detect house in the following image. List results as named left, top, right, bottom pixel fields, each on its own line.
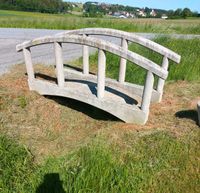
left=137, top=9, right=146, bottom=17
left=150, top=9, right=157, bottom=17
left=161, top=14, right=168, bottom=19
left=119, top=15, right=127, bottom=19
left=113, top=12, right=127, bottom=18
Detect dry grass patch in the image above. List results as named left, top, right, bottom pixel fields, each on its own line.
left=0, top=64, right=199, bottom=162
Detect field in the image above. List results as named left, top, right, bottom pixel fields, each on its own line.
left=0, top=10, right=200, bottom=192
left=0, top=10, right=200, bottom=34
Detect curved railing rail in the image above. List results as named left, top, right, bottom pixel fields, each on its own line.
left=56, top=28, right=181, bottom=101
left=16, top=35, right=167, bottom=79
left=56, top=28, right=181, bottom=63
left=16, top=31, right=181, bottom=124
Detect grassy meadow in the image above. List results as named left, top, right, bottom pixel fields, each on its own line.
left=0, top=9, right=200, bottom=193
left=0, top=9, right=200, bottom=34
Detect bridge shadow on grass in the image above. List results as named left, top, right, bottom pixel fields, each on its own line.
left=36, top=173, right=66, bottom=193
left=175, top=110, right=199, bottom=125
left=46, top=95, right=120, bottom=121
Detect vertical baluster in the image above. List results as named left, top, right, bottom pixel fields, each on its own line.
left=82, top=34, right=89, bottom=75
left=157, top=56, right=169, bottom=102
left=54, top=42, right=64, bottom=87
left=119, top=38, right=128, bottom=83
left=141, top=71, right=154, bottom=113
left=97, top=49, right=106, bottom=99
left=23, top=47, right=34, bottom=82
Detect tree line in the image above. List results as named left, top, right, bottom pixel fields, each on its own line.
left=168, top=8, right=199, bottom=19
left=0, top=0, right=73, bottom=13
left=0, top=0, right=199, bottom=18
left=83, top=2, right=199, bottom=18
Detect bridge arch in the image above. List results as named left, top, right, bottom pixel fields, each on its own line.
left=16, top=30, right=181, bottom=124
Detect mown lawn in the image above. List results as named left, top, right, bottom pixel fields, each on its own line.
left=0, top=10, right=200, bottom=34
left=0, top=35, right=200, bottom=192
left=0, top=129, right=199, bottom=192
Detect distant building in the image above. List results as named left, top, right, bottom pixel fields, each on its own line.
left=113, top=12, right=127, bottom=18
left=161, top=14, right=168, bottom=19
left=119, top=15, right=127, bottom=19
left=129, top=13, right=136, bottom=18
left=112, top=11, right=135, bottom=19
left=113, top=12, right=121, bottom=17
left=150, top=9, right=157, bottom=17
left=137, top=9, right=146, bottom=17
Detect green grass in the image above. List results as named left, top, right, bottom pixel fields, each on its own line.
left=0, top=129, right=199, bottom=192
left=1, top=10, right=200, bottom=192
left=73, top=37, right=200, bottom=86
left=0, top=135, right=34, bottom=192
left=0, top=10, right=200, bottom=34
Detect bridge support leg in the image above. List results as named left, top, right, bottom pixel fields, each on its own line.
left=23, top=48, right=34, bottom=82
left=83, top=34, right=89, bottom=75
left=97, top=49, right=106, bottom=99
left=119, top=38, right=128, bottom=83
left=141, top=71, right=154, bottom=114
left=157, top=56, right=169, bottom=102
left=54, top=42, right=64, bottom=88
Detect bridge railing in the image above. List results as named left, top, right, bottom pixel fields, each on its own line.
left=56, top=28, right=181, bottom=101
left=16, top=34, right=169, bottom=115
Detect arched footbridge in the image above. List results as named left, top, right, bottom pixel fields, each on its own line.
left=16, top=28, right=181, bottom=124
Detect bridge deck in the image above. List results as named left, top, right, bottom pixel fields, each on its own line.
left=65, top=81, right=139, bottom=106
left=64, top=67, right=160, bottom=103
left=64, top=67, right=141, bottom=106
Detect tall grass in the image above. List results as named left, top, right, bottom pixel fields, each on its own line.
left=0, top=130, right=199, bottom=192
left=0, top=10, right=200, bottom=34
left=74, top=38, right=200, bottom=85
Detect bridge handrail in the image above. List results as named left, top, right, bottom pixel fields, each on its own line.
left=16, top=35, right=168, bottom=79
left=55, top=28, right=181, bottom=63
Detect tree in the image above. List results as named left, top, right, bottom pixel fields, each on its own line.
left=182, top=8, right=192, bottom=18
left=167, top=10, right=174, bottom=17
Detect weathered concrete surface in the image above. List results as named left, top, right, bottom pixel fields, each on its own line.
left=58, top=28, right=181, bottom=63
left=1, top=28, right=199, bottom=75
left=198, top=101, right=200, bottom=126
left=15, top=29, right=182, bottom=124
left=29, top=78, right=147, bottom=124
left=64, top=67, right=160, bottom=103
left=16, top=35, right=168, bottom=79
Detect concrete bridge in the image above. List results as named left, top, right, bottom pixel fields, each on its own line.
left=16, top=28, right=181, bottom=124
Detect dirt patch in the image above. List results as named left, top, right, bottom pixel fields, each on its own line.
left=0, top=64, right=199, bottom=162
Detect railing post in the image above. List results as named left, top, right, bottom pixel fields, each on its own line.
left=54, top=42, right=64, bottom=87
left=119, top=38, right=128, bottom=83
left=82, top=34, right=89, bottom=75
left=141, top=71, right=154, bottom=113
left=23, top=48, right=34, bottom=82
left=157, top=56, right=169, bottom=102
left=97, top=49, right=106, bottom=99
